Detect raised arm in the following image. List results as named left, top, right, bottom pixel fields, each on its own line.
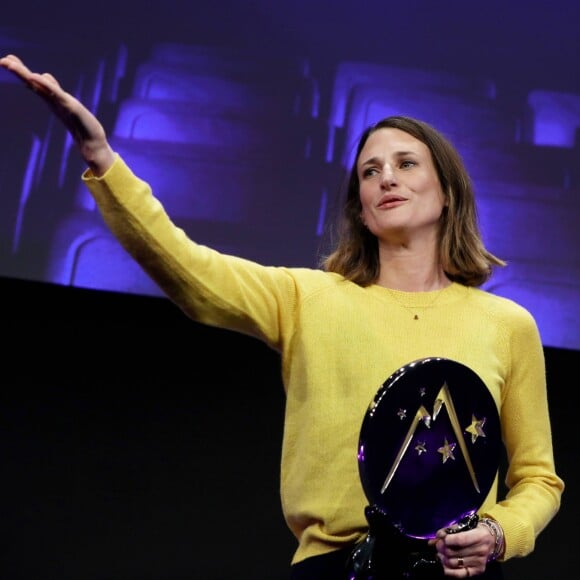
left=0, top=54, right=115, bottom=176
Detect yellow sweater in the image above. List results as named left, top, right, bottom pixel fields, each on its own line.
left=84, top=156, right=564, bottom=565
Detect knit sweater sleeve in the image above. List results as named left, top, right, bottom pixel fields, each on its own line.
left=482, top=303, right=564, bottom=560
left=81, top=154, right=299, bottom=349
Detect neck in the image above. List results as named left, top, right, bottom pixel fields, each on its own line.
left=377, top=270, right=450, bottom=292
left=376, top=243, right=449, bottom=292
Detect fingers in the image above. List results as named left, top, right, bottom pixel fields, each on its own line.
left=0, top=53, right=23, bottom=68
left=1, top=54, right=62, bottom=96
left=0, top=54, right=33, bottom=79
left=445, top=554, right=469, bottom=569
left=436, top=553, right=484, bottom=578
left=458, top=559, right=471, bottom=578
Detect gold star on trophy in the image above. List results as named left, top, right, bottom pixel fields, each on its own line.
left=438, top=438, right=456, bottom=463
left=465, top=415, right=487, bottom=443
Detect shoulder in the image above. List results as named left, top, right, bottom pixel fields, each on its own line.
left=469, top=286, right=533, bottom=316
left=467, top=286, right=541, bottom=337
left=266, top=267, right=372, bottom=310
left=276, top=267, right=349, bottom=294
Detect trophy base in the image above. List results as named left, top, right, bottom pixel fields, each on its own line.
left=345, top=506, right=478, bottom=579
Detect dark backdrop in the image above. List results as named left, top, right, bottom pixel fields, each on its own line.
left=1, top=276, right=575, bottom=579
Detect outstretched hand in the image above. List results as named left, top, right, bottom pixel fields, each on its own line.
left=0, top=54, right=115, bottom=176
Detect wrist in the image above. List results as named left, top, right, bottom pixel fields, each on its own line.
left=479, top=517, right=505, bottom=561
left=82, top=142, right=116, bottom=177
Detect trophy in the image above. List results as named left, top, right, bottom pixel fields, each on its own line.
left=346, top=357, right=501, bottom=579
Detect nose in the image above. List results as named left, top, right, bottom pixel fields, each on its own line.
left=380, top=165, right=397, bottom=188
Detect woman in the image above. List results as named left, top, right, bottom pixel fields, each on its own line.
left=0, top=54, right=564, bottom=579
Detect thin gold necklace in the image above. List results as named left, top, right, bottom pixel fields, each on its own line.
left=386, top=286, right=448, bottom=320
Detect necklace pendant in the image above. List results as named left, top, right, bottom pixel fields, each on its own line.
left=414, top=314, right=419, bottom=320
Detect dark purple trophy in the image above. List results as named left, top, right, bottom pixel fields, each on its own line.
left=346, top=357, right=501, bottom=579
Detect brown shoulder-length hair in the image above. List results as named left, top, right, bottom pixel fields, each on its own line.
left=319, top=115, right=506, bottom=287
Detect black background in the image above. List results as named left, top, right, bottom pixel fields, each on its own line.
left=2, top=276, right=575, bottom=578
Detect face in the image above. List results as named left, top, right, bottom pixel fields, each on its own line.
left=357, top=127, right=446, bottom=242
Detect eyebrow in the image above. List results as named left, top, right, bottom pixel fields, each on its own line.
left=359, top=151, right=418, bottom=166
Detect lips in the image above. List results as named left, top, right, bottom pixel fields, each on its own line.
left=377, top=195, right=407, bottom=208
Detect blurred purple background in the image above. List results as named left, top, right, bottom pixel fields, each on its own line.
left=1, top=0, right=579, bottom=350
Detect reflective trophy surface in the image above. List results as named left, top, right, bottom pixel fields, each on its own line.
left=346, top=358, right=501, bottom=579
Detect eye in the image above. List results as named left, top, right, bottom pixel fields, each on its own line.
left=400, top=159, right=416, bottom=169
left=362, top=167, right=379, bottom=178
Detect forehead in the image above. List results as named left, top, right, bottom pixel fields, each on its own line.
left=358, top=127, right=429, bottom=160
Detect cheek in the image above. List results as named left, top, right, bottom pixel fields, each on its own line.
left=358, top=185, right=374, bottom=212
left=359, top=201, right=372, bottom=225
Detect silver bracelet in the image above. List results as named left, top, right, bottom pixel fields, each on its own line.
left=479, top=517, right=505, bottom=562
